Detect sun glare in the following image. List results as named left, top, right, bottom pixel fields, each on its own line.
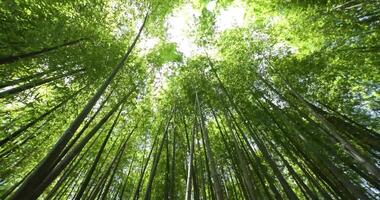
left=165, top=4, right=201, bottom=57
left=215, top=1, right=245, bottom=32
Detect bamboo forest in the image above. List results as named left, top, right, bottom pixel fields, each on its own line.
left=1, top=0, right=379, bottom=199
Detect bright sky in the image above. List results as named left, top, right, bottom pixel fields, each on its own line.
left=166, top=3, right=201, bottom=57
left=133, top=1, right=300, bottom=113
left=215, top=1, right=245, bottom=32
left=145, top=0, right=247, bottom=105
left=133, top=0, right=303, bottom=114
left=134, top=0, right=247, bottom=59
left=165, top=1, right=246, bottom=57
left=137, top=35, right=159, bottom=55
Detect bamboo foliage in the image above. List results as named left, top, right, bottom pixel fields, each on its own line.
left=0, top=0, right=379, bottom=200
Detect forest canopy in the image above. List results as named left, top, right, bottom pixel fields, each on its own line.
left=0, top=0, right=379, bottom=199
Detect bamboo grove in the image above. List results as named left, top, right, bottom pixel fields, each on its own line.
left=0, top=0, right=379, bottom=199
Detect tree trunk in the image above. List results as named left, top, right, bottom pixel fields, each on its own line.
left=0, top=38, right=86, bottom=65
left=0, top=87, right=83, bottom=147
left=74, top=105, right=123, bottom=200
left=289, top=87, right=380, bottom=178
left=26, top=96, right=127, bottom=200
left=195, top=93, right=224, bottom=200
left=0, top=67, right=62, bottom=89
left=46, top=131, right=102, bottom=200
left=133, top=132, right=159, bottom=200
left=119, top=153, right=136, bottom=200
left=55, top=87, right=115, bottom=165
left=9, top=12, right=148, bottom=200
left=99, top=124, right=136, bottom=200
left=0, top=68, right=84, bottom=98
left=217, top=110, right=256, bottom=200
left=144, top=109, right=174, bottom=200
left=170, top=122, right=176, bottom=199
left=185, top=120, right=196, bottom=200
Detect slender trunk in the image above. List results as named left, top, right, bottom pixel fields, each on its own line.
left=0, top=114, right=53, bottom=159
left=208, top=58, right=301, bottom=199
left=46, top=132, right=102, bottom=200
left=219, top=167, right=230, bottom=200
left=192, top=154, right=200, bottom=200
left=250, top=93, right=320, bottom=198
left=214, top=110, right=255, bottom=200
left=247, top=125, right=299, bottom=200
left=196, top=93, right=224, bottom=200
left=0, top=68, right=84, bottom=98
left=226, top=167, right=240, bottom=200
left=98, top=124, right=136, bottom=200
left=288, top=125, right=364, bottom=199
left=67, top=166, right=88, bottom=199
left=98, top=147, right=123, bottom=200
left=9, top=12, right=148, bottom=200
left=291, top=88, right=380, bottom=178
left=265, top=133, right=318, bottom=200
left=74, top=106, right=123, bottom=200
left=198, top=135, right=208, bottom=200
left=27, top=97, right=127, bottom=200
left=164, top=131, right=170, bottom=200
left=144, top=109, right=174, bottom=200
left=52, top=165, right=84, bottom=200
left=55, top=87, right=114, bottom=164
left=0, top=38, right=86, bottom=65
left=212, top=78, right=299, bottom=200
left=258, top=96, right=334, bottom=199
left=183, top=112, right=200, bottom=200
left=185, top=120, right=196, bottom=200
left=0, top=166, right=36, bottom=200
left=170, top=121, right=176, bottom=199
left=82, top=137, right=120, bottom=199
left=0, top=88, right=83, bottom=147
left=317, top=100, right=379, bottom=138
left=78, top=130, right=123, bottom=200
left=264, top=59, right=380, bottom=178
left=133, top=133, right=159, bottom=200
left=254, top=94, right=343, bottom=199
left=203, top=141, right=216, bottom=200
left=310, top=101, right=379, bottom=151
left=213, top=113, right=243, bottom=199
left=119, top=153, right=136, bottom=200
left=0, top=67, right=62, bottom=89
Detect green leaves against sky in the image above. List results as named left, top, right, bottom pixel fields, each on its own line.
left=0, top=0, right=379, bottom=199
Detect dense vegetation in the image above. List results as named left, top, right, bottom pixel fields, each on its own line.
left=0, top=0, right=379, bottom=199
